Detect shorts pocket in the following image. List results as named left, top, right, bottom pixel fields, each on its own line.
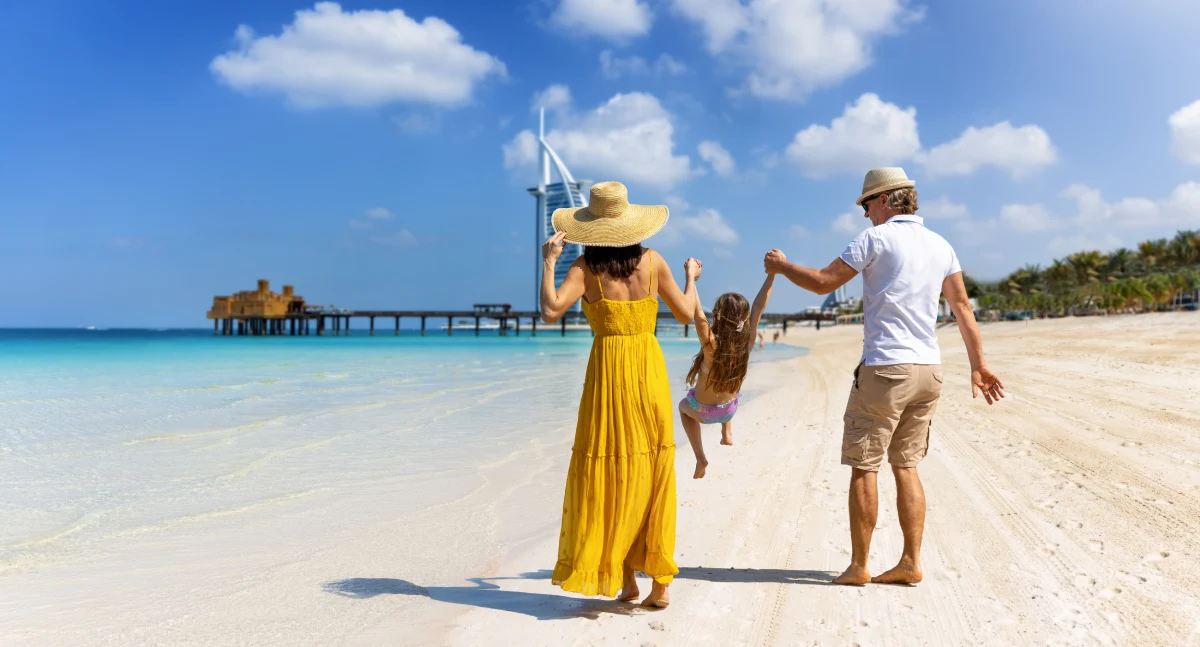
left=873, top=365, right=911, bottom=381
left=841, top=416, right=874, bottom=463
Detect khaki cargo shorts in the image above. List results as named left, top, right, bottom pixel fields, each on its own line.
left=841, top=363, right=943, bottom=472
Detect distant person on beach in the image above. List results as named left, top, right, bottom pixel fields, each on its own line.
left=679, top=274, right=774, bottom=479
left=772, top=331, right=780, bottom=344
left=540, top=182, right=700, bottom=608
left=763, top=167, right=1005, bottom=586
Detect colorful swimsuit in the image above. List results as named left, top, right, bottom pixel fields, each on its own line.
left=685, top=361, right=739, bottom=424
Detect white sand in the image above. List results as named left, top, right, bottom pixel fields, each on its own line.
left=446, top=313, right=1200, bottom=646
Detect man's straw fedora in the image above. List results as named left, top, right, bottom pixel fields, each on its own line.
left=552, top=182, right=668, bottom=247
left=856, top=167, right=916, bottom=205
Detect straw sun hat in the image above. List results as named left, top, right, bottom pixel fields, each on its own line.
left=856, top=167, right=916, bottom=205
left=552, top=182, right=668, bottom=247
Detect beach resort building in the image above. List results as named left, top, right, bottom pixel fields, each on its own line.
left=527, top=108, right=589, bottom=313
left=206, top=280, right=307, bottom=320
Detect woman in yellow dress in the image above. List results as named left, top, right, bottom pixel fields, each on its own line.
left=539, top=182, right=700, bottom=608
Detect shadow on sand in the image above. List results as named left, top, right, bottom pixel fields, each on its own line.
left=323, top=567, right=836, bottom=620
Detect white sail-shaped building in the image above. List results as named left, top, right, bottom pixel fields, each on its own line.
left=527, top=109, right=589, bottom=312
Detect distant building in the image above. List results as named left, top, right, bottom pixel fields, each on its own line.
left=207, top=280, right=307, bottom=319
left=527, top=109, right=589, bottom=313
left=822, top=285, right=860, bottom=312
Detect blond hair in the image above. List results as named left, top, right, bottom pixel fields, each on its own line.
left=886, top=187, right=918, bottom=215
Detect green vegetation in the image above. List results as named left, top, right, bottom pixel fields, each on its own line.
left=970, top=230, right=1200, bottom=317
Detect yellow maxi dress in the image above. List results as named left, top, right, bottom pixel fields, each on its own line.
left=552, top=259, right=679, bottom=597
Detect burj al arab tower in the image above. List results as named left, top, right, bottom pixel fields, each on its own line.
left=527, top=109, right=590, bottom=312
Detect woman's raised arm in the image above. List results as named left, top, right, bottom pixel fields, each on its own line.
left=654, top=250, right=699, bottom=325
left=540, top=232, right=586, bottom=323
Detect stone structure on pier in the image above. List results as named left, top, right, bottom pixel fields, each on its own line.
left=207, top=280, right=308, bottom=320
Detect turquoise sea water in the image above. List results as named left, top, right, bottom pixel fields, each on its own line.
left=0, top=328, right=806, bottom=575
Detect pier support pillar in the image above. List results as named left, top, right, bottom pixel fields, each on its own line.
left=684, top=324, right=689, bottom=337
left=474, top=317, right=480, bottom=337
left=421, top=317, right=426, bottom=336
left=783, top=320, right=788, bottom=334
left=531, top=318, right=537, bottom=337
left=344, top=316, right=350, bottom=336
left=213, top=320, right=219, bottom=335
left=395, top=316, right=400, bottom=336
left=561, top=318, right=566, bottom=337
left=369, top=316, right=375, bottom=336
left=318, top=316, right=325, bottom=336
left=515, top=318, right=520, bottom=336
left=447, top=317, right=453, bottom=336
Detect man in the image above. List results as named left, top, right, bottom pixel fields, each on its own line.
left=763, top=167, right=1004, bottom=585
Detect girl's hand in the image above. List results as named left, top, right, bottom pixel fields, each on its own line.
left=543, top=232, right=566, bottom=264
left=685, top=258, right=703, bottom=280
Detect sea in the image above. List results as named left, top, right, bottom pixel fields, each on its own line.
left=0, top=328, right=807, bottom=585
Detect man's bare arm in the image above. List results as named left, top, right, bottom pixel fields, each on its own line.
left=943, top=271, right=1005, bottom=404
left=764, top=250, right=858, bottom=295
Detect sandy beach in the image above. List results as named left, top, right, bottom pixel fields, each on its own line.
left=443, top=313, right=1200, bottom=646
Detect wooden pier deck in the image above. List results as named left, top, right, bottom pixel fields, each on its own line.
left=211, top=309, right=837, bottom=338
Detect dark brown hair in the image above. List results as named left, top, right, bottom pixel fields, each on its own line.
left=583, top=244, right=645, bottom=280
left=686, top=292, right=752, bottom=394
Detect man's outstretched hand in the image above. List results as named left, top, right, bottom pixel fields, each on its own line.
left=972, top=367, right=1005, bottom=404
left=764, top=249, right=788, bottom=275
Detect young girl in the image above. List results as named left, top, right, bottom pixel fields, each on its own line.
left=679, top=273, right=774, bottom=479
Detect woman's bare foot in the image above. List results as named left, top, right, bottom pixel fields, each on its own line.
left=617, top=566, right=640, bottom=602
left=641, top=581, right=670, bottom=608
left=833, top=564, right=871, bottom=586
left=720, top=424, right=733, bottom=446
left=693, top=459, right=708, bottom=479
left=871, top=559, right=922, bottom=585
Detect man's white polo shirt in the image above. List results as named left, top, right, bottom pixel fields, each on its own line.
left=839, top=214, right=961, bottom=366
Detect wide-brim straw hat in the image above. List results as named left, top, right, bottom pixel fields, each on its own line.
left=552, top=181, right=668, bottom=247
left=856, top=167, right=916, bottom=205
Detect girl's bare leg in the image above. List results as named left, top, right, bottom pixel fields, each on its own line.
left=678, top=398, right=708, bottom=479
left=721, top=421, right=733, bottom=445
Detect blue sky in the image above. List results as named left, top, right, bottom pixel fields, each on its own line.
left=2, top=0, right=1200, bottom=327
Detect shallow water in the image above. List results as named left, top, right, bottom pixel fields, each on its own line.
left=0, top=328, right=806, bottom=577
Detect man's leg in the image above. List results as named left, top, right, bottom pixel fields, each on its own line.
left=834, top=467, right=878, bottom=585
left=872, top=466, right=925, bottom=584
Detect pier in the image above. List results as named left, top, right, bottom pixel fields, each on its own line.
left=206, top=280, right=835, bottom=338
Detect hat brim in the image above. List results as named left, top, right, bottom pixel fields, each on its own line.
left=551, top=203, right=669, bottom=247
left=856, top=180, right=916, bottom=205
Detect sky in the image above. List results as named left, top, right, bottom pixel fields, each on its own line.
left=2, top=0, right=1200, bottom=327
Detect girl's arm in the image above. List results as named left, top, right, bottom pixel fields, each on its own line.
left=540, top=232, right=586, bottom=323
left=746, top=274, right=774, bottom=353
left=655, top=250, right=700, bottom=324
left=691, top=279, right=714, bottom=350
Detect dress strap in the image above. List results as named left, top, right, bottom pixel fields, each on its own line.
left=647, top=251, right=654, bottom=295
left=596, top=271, right=605, bottom=299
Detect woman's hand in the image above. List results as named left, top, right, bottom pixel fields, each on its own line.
left=685, top=258, right=703, bottom=280
left=543, top=231, right=566, bottom=264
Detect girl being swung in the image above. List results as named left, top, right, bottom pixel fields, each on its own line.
left=679, top=273, right=774, bottom=478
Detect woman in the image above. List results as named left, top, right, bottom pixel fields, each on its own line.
left=540, top=181, right=700, bottom=608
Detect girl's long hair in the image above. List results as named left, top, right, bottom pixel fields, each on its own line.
left=686, top=292, right=752, bottom=393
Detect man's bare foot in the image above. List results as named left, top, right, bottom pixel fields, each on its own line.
left=833, top=564, right=871, bottom=586
left=720, top=429, right=733, bottom=445
left=693, top=460, right=708, bottom=479
left=871, top=560, right=922, bottom=585
left=617, top=566, right=640, bottom=601
left=641, top=581, right=670, bottom=608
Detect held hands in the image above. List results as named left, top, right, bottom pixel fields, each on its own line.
left=684, top=257, right=703, bottom=280
left=972, top=367, right=1005, bottom=405
left=542, top=232, right=566, bottom=264
left=764, top=249, right=787, bottom=275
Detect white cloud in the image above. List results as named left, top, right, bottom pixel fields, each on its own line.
left=832, top=209, right=869, bottom=236
left=789, top=224, right=811, bottom=239
left=371, top=230, right=417, bottom=246
left=1161, top=182, right=1200, bottom=223
left=785, top=93, right=920, bottom=178
left=918, top=122, right=1057, bottom=178
left=920, top=196, right=969, bottom=220
left=210, top=2, right=504, bottom=108
left=364, top=207, right=394, bottom=220
left=503, top=89, right=693, bottom=189
left=1000, top=203, right=1058, bottom=232
left=1169, top=100, right=1200, bottom=165
left=552, top=0, right=652, bottom=40
left=1047, top=233, right=1122, bottom=255
left=599, top=51, right=688, bottom=79
left=393, top=113, right=440, bottom=135
left=1061, top=184, right=1158, bottom=229
left=674, top=208, right=739, bottom=244
left=671, top=0, right=920, bottom=100
left=698, top=140, right=736, bottom=177
left=532, top=84, right=572, bottom=113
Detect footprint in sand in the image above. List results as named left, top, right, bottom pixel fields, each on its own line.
left=1117, top=570, right=1148, bottom=585
left=1098, top=587, right=1123, bottom=600
left=1114, top=482, right=1129, bottom=490
left=1073, top=574, right=1096, bottom=588
left=1142, top=551, right=1170, bottom=563
left=944, top=568, right=961, bottom=580
left=1088, top=540, right=1105, bottom=553
left=1039, top=543, right=1059, bottom=556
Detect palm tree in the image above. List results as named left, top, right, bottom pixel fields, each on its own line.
left=1104, top=248, right=1138, bottom=280
left=1145, top=274, right=1172, bottom=310
left=1045, top=259, right=1075, bottom=295
left=1169, top=230, right=1200, bottom=267
left=1067, top=251, right=1105, bottom=286
left=1138, top=239, right=1170, bottom=271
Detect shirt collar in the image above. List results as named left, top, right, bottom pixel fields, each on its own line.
left=886, top=214, right=924, bottom=225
